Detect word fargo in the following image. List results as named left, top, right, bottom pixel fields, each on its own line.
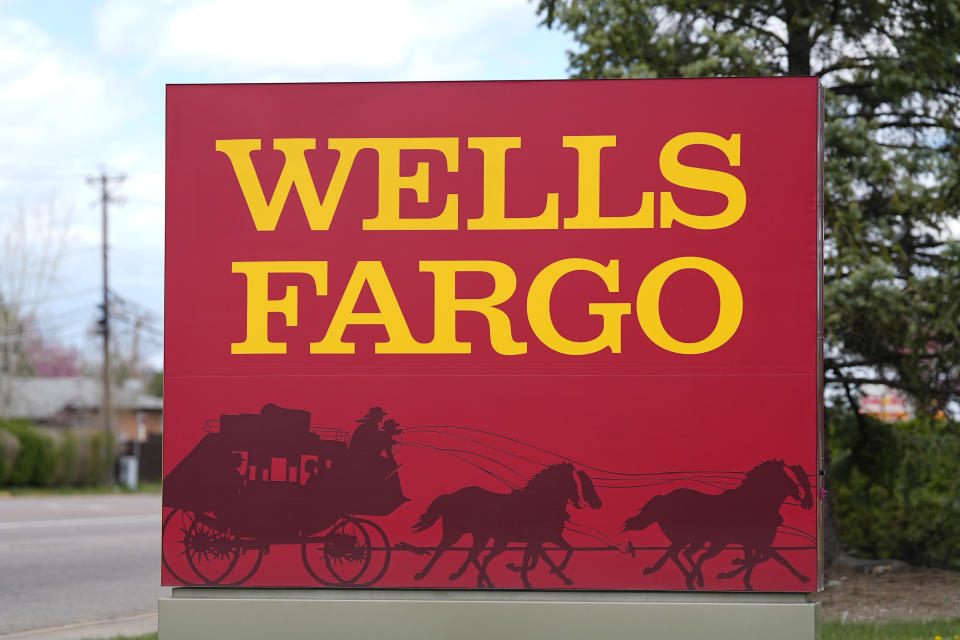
left=164, top=78, right=823, bottom=592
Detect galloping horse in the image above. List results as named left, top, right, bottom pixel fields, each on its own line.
left=412, top=462, right=601, bottom=588
left=623, top=459, right=813, bottom=590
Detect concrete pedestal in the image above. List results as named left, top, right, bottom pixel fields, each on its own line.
left=160, top=588, right=819, bottom=640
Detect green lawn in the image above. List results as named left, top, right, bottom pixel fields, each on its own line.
left=0, top=481, right=161, bottom=497
left=824, top=619, right=960, bottom=640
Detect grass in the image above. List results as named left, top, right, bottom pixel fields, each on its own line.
left=823, top=618, right=960, bottom=639
left=0, top=481, right=162, bottom=497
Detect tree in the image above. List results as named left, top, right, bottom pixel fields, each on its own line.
left=21, top=334, right=83, bottom=377
left=536, top=0, right=960, bottom=561
left=147, top=370, right=163, bottom=398
left=0, top=201, right=72, bottom=414
left=107, top=292, right=162, bottom=387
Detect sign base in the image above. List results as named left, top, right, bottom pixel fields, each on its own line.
left=160, top=588, right=819, bottom=639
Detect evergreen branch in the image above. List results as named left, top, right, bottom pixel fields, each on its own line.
left=817, top=55, right=895, bottom=77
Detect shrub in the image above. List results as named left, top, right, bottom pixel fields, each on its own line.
left=86, top=431, right=104, bottom=486
left=85, top=429, right=116, bottom=486
left=57, top=430, right=80, bottom=486
left=0, top=429, right=19, bottom=485
left=829, top=408, right=960, bottom=569
left=0, top=419, right=57, bottom=486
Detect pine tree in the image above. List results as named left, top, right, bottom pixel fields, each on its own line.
left=536, top=0, right=960, bottom=562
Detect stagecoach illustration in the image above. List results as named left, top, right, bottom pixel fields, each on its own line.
left=162, top=403, right=404, bottom=586
left=162, top=403, right=817, bottom=590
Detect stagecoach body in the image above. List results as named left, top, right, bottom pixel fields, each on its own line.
left=162, top=404, right=403, bottom=586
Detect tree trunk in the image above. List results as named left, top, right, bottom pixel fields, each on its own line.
left=784, top=1, right=813, bottom=76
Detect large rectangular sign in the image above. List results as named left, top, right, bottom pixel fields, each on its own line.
left=164, top=78, right=822, bottom=591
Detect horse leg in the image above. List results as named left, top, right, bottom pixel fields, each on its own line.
left=643, top=549, right=674, bottom=576
left=479, top=538, right=508, bottom=588
left=506, top=544, right=536, bottom=572
left=688, top=542, right=725, bottom=588
left=767, top=549, right=810, bottom=584
left=719, top=547, right=753, bottom=579
left=682, top=540, right=705, bottom=588
left=414, top=526, right=460, bottom=581
left=450, top=533, right=487, bottom=581
left=541, top=536, right=574, bottom=585
left=662, top=545, right=695, bottom=588
left=718, top=561, right=746, bottom=579
left=741, top=551, right=759, bottom=591
left=527, top=549, right=540, bottom=571
left=518, top=544, right=538, bottom=589
left=518, top=541, right=572, bottom=588
left=553, top=536, right=574, bottom=572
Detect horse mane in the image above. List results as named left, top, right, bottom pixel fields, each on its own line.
left=519, top=462, right=574, bottom=494
left=740, top=459, right=786, bottom=489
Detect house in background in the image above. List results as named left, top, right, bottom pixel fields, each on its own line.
left=1, top=376, right=162, bottom=442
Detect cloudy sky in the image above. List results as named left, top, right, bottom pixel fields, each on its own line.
left=0, top=0, right=573, bottom=370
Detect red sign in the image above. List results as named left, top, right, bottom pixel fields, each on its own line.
left=164, top=78, right=822, bottom=591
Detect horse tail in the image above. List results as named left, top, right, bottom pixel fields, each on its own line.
left=577, top=469, right=603, bottom=509
left=412, top=494, right=449, bottom=533
left=622, top=495, right=664, bottom=532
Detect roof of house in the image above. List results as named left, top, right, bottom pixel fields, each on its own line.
left=1, top=376, right=162, bottom=421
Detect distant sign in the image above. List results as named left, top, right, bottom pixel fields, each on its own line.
left=860, top=385, right=911, bottom=422
left=164, top=78, right=822, bottom=591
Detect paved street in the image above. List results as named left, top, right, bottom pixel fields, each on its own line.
left=0, top=494, right=165, bottom=637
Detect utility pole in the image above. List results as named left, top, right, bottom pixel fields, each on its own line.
left=88, top=169, right=124, bottom=485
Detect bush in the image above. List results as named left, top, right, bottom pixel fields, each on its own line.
left=829, top=408, right=960, bottom=569
left=85, top=429, right=116, bottom=486
left=0, top=419, right=57, bottom=486
left=57, top=430, right=80, bottom=486
left=0, top=429, right=19, bottom=484
left=0, top=422, right=117, bottom=488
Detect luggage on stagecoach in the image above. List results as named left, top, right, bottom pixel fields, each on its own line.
left=164, top=403, right=406, bottom=523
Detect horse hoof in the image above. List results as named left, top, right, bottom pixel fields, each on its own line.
left=449, top=573, right=459, bottom=581
left=562, top=577, right=573, bottom=586
left=799, top=575, right=810, bottom=583
left=414, top=572, right=425, bottom=581
left=506, top=563, right=521, bottom=572
left=642, top=567, right=656, bottom=575
left=745, top=584, right=754, bottom=592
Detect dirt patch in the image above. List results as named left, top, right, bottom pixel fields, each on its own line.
left=816, top=566, right=960, bottom=621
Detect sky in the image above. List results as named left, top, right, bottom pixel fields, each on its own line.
left=0, top=0, right=574, bottom=371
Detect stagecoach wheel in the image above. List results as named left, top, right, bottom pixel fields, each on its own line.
left=348, top=518, right=392, bottom=587
left=217, top=544, right=265, bottom=587
left=301, top=518, right=372, bottom=586
left=162, top=509, right=202, bottom=586
left=183, top=511, right=241, bottom=584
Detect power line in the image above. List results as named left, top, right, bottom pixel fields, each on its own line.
left=0, top=304, right=98, bottom=335
left=10, top=287, right=101, bottom=306
left=0, top=323, right=89, bottom=345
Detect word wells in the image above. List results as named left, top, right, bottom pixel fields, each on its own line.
left=216, top=133, right=745, bottom=231
left=231, top=259, right=743, bottom=356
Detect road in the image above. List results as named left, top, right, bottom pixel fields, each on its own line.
left=0, top=494, right=165, bottom=637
